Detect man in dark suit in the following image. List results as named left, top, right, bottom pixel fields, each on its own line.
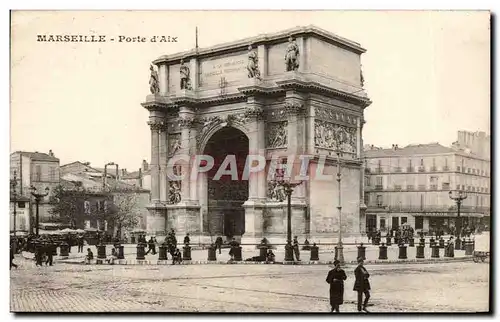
left=353, top=257, right=371, bottom=312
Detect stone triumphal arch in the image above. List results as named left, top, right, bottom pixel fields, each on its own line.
left=142, top=25, right=372, bottom=244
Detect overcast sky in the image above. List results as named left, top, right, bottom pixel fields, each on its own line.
left=10, top=11, right=490, bottom=170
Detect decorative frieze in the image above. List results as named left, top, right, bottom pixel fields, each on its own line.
left=315, top=106, right=358, bottom=126
left=314, top=120, right=357, bottom=154
left=267, top=109, right=287, bottom=122
left=178, top=116, right=196, bottom=129
left=266, top=121, right=288, bottom=149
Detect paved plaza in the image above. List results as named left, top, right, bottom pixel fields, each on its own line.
left=10, top=233, right=490, bottom=313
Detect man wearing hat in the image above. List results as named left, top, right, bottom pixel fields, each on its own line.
left=353, top=257, right=371, bottom=312
left=326, top=260, right=347, bottom=312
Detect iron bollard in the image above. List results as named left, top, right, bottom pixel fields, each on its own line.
left=398, top=245, right=408, bottom=259
left=207, top=245, right=217, bottom=261
left=431, top=245, right=440, bottom=258
left=439, top=238, right=445, bottom=248
left=429, top=238, right=435, bottom=248
left=374, top=237, right=380, bottom=246
left=232, top=246, right=242, bottom=261
left=416, top=244, right=425, bottom=258
left=258, top=245, right=269, bottom=261
left=59, top=242, right=70, bottom=257
left=136, top=243, right=146, bottom=260
left=461, top=238, right=466, bottom=251
left=183, top=245, right=192, bottom=260
left=454, top=237, right=461, bottom=250
left=386, top=236, right=392, bottom=246
left=409, top=238, right=415, bottom=247
left=465, top=240, right=474, bottom=256
left=158, top=243, right=167, bottom=260
left=419, top=238, right=425, bottom=246
left=117, top=245, right=125, bottom=260
left=97, top=244, right=106, bottom=259
left=357, top=243, right=366, bottom=260
left=52, top=244, right=58, bottom=256
left=310, top=244, right=319, bottom=261
left=378, top=243, right=388, bottom=260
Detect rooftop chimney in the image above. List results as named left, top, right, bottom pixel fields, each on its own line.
left=48, top=149, right=54, bottom=157
left=122, top=169, right=127, bottom=176
left=142, top=160, right=149, bottom=171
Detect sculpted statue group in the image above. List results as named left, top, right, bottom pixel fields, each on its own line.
left=285, top=36, right=300, bottom=72
left=149, top=64, right=159, bottom=94
left=167, top=181, right=181, bottom=205
left=247, top=45, right=261, bottom=79
left=180, top=59, right=192, bottom=90
left=266, top=122, right=288, bottom=148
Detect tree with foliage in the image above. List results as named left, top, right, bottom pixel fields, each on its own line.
left=48, top=184, right=82, bottom=228
left=107, top=192, right=141, bottom=237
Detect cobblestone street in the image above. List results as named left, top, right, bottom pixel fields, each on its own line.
left=10, top=257, right=489, bottom=313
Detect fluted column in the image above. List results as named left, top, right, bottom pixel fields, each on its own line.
left=284, top=91, right=306, bottom=201
left=147, top=119, right=162, bottom=203
left=159, top=124, right=169, bottom=203
left=178, top=107, right=196, bottom=204
left=245, top=98, right=266, bottom=201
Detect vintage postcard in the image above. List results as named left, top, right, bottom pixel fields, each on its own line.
left=9, top=10, right=491, bottom=313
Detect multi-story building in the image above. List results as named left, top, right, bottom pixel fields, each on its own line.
left=120, top=160, right=152, bottom=190
left=364, top=131, right=490, bottom=234
left=59, top=163, right=150, bottom=236
left=10, top=150, right=60, bottom=232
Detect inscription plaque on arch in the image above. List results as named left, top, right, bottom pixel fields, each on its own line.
left=199, top=53, right=247, bottom=87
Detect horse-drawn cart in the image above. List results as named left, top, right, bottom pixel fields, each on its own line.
left=473, top=251, right=490, bottom=263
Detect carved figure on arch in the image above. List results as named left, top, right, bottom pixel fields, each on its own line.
left=167, top=181, right=181, bottom=204
left=266, top=122, right=287, bottom=148
left=180, top=59, right=192, bottom=90
left=247, top=45, right=261, bottom=79
left=149, top=64, right=160, bottom=94
left=284, top=36, right=300, bottom=72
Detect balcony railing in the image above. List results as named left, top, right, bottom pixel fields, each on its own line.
left=395, top=167, right=402, bottom=173
left=375, top=167, right=383, bottom=174
left=418, top=185, right=426, bottom=191
left=374, top=185, right=383, bottom=190
left=406, top=185, right=415, bottom=190
left=394, top=185, right=402, bottom=191
left=431, top=166, right=437, bottom=172
left=443, top=166, right=450, bottom=171
left=442, top=184, right=450, bottom=190
left=430, top=184, right=438, bottom=190
left=418, top=166, right=425, bottom=172
left=406, top=167, right=413, bottom=172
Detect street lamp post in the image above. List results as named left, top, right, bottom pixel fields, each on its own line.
left=335, top=129, right=347, bottom=264
left=10, top=171, right=18, bottom=237
left=449, top=190, right=468, bottom=250
left=30, top=185, right=50, bottom=237
left=274, top=160, right=302, bottom=262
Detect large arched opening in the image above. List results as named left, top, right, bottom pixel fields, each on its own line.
left=203, top=126, right=249, bottom=239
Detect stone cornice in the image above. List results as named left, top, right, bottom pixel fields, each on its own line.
left=153, top=25, right=366, bottom=65
left=276, top=79, right=372, bottom=108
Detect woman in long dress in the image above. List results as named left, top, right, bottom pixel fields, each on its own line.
left=326, top=259, right=347, bottom=312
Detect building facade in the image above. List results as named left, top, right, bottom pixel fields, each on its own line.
left=142, top=26, right=371, bottom=243
left=59, top=164, right=150, bottom=235
left=364, top=132, right=491, bottom=235
left=10, top=150, right=60, bottom=232
left=121, top=160, right=152, bottom=190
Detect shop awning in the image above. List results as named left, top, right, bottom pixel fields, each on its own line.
left=414, top=212, right=484, bottom=218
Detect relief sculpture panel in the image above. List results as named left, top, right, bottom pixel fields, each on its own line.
left=266, top=121, right=288, bottom=149
left=314, top=120, right=357, bottom=154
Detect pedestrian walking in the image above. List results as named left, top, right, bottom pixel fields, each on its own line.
left=10, top=243, right=18, bottom=270
left=45, top=242, right=54, bottom=266
left=354, top=257, right=371, bottom=312
left=145, top=237, right=156, bottom=255
left=85, top=248, right=94, bottom=264
left=326, top=260, right=347, bottom=312
left=293, top=236, right=300, bottom=261
left=77, top=235, right=84, bottom=253
left=215, top=236, right=223, bottom=254
left=172, top=248, right=182, bottom=265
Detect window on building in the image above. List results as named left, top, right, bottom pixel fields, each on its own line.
left=444, top=158, right=448, bottom=169
left=456, top=184, right=461, bottom=190
left=34, top=165, right=41, bottom=181
left=17, top=201, right=26, bottom=208
left=420, top=194, right=424, bottom=209
left=401, top=217, right=408, bottom=224
left=375, top=176, right=383, bottom=189
left=415, top=217, right=424, bottom=229
left=49, top=167, right=56, bottom=181
left=462, top=185, right=465, bottom=191
left=380, top=218, right=386, bottom=230
left=420, top=159, right=424, bottom=166
left=364, top=194, right=370, bottom=206
left=364, top=176, right=370, bottom=187
left=442, top=182, right=450, bottom=190
left=376, top=195, right=383, bottom=207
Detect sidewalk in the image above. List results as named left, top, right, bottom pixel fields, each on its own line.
left=52, top=243, right=472, bottom=266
